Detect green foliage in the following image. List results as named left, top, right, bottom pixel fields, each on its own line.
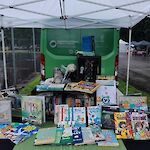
left=118, top=79, right=150, bottom=106
left=19, top=75, right=40, bottom=95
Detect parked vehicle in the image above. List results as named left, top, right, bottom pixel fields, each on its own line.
left=40, top=28, right=119, bottom=80
left=132, top=49, right=146, bottom=56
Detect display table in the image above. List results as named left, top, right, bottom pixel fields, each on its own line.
left=13, top=121, right=127, bottom=150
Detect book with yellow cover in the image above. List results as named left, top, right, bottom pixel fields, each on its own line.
left=72, top=81, right=100, bottom=94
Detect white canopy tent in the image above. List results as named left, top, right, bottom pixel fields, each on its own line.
left=0, top=0, right=150, bottom=94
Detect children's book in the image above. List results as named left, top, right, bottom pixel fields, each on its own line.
left=96, top=84, right=117, bottom=106
left=90, top=124, right=105, bottom=142
left=0, top=100, right=12, bottom=124
left=54, top=127, right=63, bottom=144
left=0, top=124, right=8, bottom=139
left=114, top=112, right=132, bottom=139
left=60, top=126, right=73, bottom=145
left=97, top=130, right=119, bottom=146
left=34, top=127, right=56, bottom=145
left=2, top=123, right=38, bottom=144
left=21, top=96, right=45, bottom=125
left=72, top=81, right=100, bottom=94
left=118, top=96, right=148, bottom=111
left=72, top=127, right=83, bottom=145
left=102, top=111, right=115, bottom=129
left=54, top=105, right=69, bottom=126
left=82, top=127, right=95, bottom=145
left=131, top=112, right=150, bottom=140
left=64, top=82, right=77, bottom=91
left=87, top=106, right=101, bottom=126
left=72, top=107, right=86, bottom=127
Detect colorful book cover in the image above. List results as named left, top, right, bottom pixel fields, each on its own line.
left=72, top=107, right=86, bottom=127
left=2, top=123, right=38, bottom=144
left=118, top=96, right=148, bottom=111
left=90, top=124, right=105, bottom=142
left=54, top=105, right=69, bottom=126
left=96, top=85, right=117, bottom=106
left=114, top=112, right=132, bottom=139
left=21, top=96, right=45, bottom=125
left=102, top=111, right=115, bottom=129
left=64, top=82, right=77, bottom=91
left=87, top=106, right=101, bottom=126
left=131, top=112, right=150, bottom=140
left=60, top=126, right=73, bottom=145
left=0, top=100, right=12, bottom=124
left=82, top=127, right=95, bottom=144
left=97, top=130, right=119, bottom=146
left=54, top=127, right=63, bottom=144
left=0, top=124, right=8, bottom=139
left=34, top=127, right=56, bottom=145
left=126, top=112, right=134, bottom=139
left=72, top=81, right=100, bottom=94
left=72, top=127, right=83, bottom=145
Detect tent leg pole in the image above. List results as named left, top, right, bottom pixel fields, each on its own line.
left=32, top=28, right=37, bottom=73
left=11, top=28, right=16, bottom=86
left=126, top=28, right=132, bottom=95
left=1, top=28, right=8, bottom=89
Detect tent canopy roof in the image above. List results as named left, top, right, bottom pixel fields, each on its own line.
left=0, top=0, right=150, bottom=29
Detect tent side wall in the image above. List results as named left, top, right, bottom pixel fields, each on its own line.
left=40, top=28, right=120, bottom=78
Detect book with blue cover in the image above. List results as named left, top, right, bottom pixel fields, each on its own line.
left=72, top=127, right=83, bottom=145
left=87, top=106, right=101, bottom=126
left=97, top=130, right=119, bottom=146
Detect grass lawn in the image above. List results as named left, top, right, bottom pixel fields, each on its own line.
left=18, top=76, right=150, bottom=107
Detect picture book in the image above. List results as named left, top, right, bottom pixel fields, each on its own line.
left=97, top=130, right=119, bottom=146
left=54, top=127, right=63, bottom=144
left=131, top=112, right=150, bottom=140
left=54, top=105, right=69, bottom=126
left=0, top=100, right=12, bottom=124
left=118, top=96, right=148, bottom=111
left=102, top=111, right=115, bottom=129
left=2, top=123, right=38, bottom=144
left=72, top=127, right=83, bottom=145
left=34, top=127, right=56, bottom=145
left=52, top=95, right=62, bottom=112
left=72, top=107, right=86, bottom=127
left=60, top=126, right=73, bottom=145
left=126, top=112, right=134, bottom=139
left=96, top=85, right=117, bottom=106
left=64, top=82, right=77, bottom=91
left=21, top=96, right=45, bottom=125
left=87, top=106, right=101, bottom=126
left=0, top=124, right=8, bottom=139
left=90, top=124, right=105, bottom=142
left=114, top=112, right=132, bottom=139
left=82, top=127, right=95, bottom=144
left=72, top=81, right=100, bottom=94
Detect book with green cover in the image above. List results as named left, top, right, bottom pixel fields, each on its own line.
left=54, top=127, right=63, bottom=144
left=34, top=127, right=56, bottom=145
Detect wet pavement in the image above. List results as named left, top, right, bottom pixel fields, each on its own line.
left=118, top=52, right=150, bottom=93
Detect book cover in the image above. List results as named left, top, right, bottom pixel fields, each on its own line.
left=66, top=96, right=75, bottom=107
left=90, top=124, right=105, bottom=142
left=118, top=96, right=148, bottom=111
left=72, top=81, right=100, bottom=94
left=64, top=82, right=77, bottom=91
left=60, top=126, right=73, bottom=145
left=34, top=127, right=56, bottom=145
left=102, top=111, right=115, bottom=129
left=131, top=112, right=150, bottom=140
left=0, top=100, right=12, bottom=124
left=82, top=127, right=95, bottom=144
left=97, top=130, right=119, bottom=146
left=72, top=127, right=83, bottom=145
left=114, top=112, right=132, bottom=139
left=21, top=96, right=45, bottom=125
left=54, top=127, right=63, bottom=144
left=54, top=105, right=69, bottom=126
left=96, top=85, right=117, bottom=106
left=72, top=107, right=86, bottom=127
left=87, top=106, right=101, bottom=126
left=2, top=123, right=38, bottom=144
